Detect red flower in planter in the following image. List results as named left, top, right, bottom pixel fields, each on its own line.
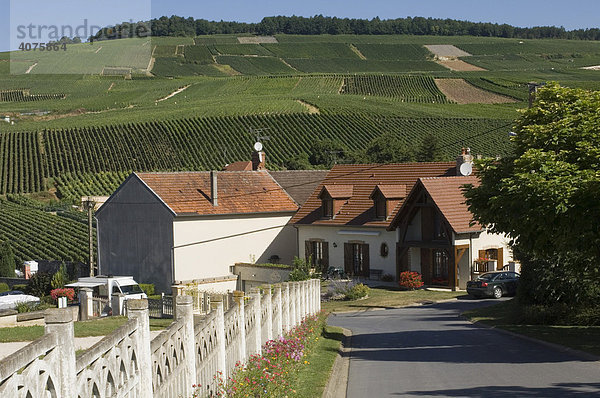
left=50, top=288, right=75, bottom=302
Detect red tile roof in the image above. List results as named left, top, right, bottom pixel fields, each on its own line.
left=419, top=176, right=482, bottom=233
left=388, top=175, right=482, bottom=233
left=291, top=162, right=456, bottom=227
left=320, top=185, right=354, bottom=199
left=223, top=161, right=253, bottom=171
left=268, top=170, right=328, bottom=206
left=371, top=184, right=406, bottom=199
left=136, top=171, right=298, bottom=216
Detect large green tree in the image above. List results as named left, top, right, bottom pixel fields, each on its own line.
left=0, top=240, right=16, bottom=277
left=464, top=83, right=600, bottom=305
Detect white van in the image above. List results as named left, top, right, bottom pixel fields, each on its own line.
left=67, top=275, right=147, bottom=306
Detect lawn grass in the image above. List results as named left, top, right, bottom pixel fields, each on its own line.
left=0, top=316, right=173, bottom=342
left=463, top=300, right=600, bottom=356
left=321, top=285, right=465, bottom=313
left=292, top=325, right=344, bottom=397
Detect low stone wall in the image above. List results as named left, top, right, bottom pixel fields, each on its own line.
left=234, top=263, right=293, bottom=292
left=0, top=279, right=321, bottom=397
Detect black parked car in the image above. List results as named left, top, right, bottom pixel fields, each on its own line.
left=467, top=271, right=520, bottom=299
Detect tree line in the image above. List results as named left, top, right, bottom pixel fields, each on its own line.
left=284, top=132, right=443, bottom=170
left=90, top=15, right=600, bottom=42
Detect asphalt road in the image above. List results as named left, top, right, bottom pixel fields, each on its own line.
left=328, top=298, right=600, bottom=398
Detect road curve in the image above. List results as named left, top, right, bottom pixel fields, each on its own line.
left=328, top=299, right=600, bottom=397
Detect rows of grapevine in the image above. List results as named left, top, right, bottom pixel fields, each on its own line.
left=216, top=56, right=297, bottom=75
left=285, top=58, right=447, bottom=74
left=0, top=114, right=511, bottom=195
left=465, top=77, right=528, bottom=101
left=262, top=43, right=359, bottom=59
left=183, top=45, right=214, bottom=64
left=341, top=75, right=449, bottom=103
left=0, top=89, right=65, bottom=102
left=54, top=171, right=130, bottom=200
left=152, top=58, right=228, bottom=77
left=210, top=44, right=274, bottom=57
left=0, top=198, right=91, bottom=265
left=354, top=44, right=431, bottom=60
left=0, top=131, right=44, bottom=194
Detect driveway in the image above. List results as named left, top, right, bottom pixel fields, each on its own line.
left=328, top=298, right=600, bottom=397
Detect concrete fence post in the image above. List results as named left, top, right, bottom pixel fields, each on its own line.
left=301, top=280, right=307, bottom=317
left=127, top=299, right=153, bottom=398
left=263, top=285, right=273, bottom=342
left=295, top=282, right=302, bottom=324
left=210, top=295, right=227, bottom=379
left=308, top=279, right=317, bottom=314
left=44, top=308, right=76, bottom=398
left=250, top=288, right=262, bottom=356
left=316, top=279, right=321, bottom=312
left=175, top=295, right=196, bottom=397
left=79, top=287, right=93, bottom=321
left=171, top=284, right=184, bottom=314
left=282, top=282, right=290, bottom=332
left=111, top=292, right=124, bottom=316
left=233, top=290, right=247, bottom=364
left=274, top=284, right=283, bottom=337
left=289, top=282, right=296, bottom=329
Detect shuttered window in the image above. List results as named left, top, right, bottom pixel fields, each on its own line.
left=305, top=240, right=329, bottom=272
left=322, top=199, right=333, bottom=219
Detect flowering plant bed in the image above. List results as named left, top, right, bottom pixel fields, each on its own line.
left=194, top=311, right=327, bottom=397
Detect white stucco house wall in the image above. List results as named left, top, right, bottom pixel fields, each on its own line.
left=96, top=171, right=298, bottom=293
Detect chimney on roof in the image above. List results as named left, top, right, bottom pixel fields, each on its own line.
left=211, top=170, right=218, bottom=206
left=252, top=150, right=266, bottom=171
left=456, top=147, right=474, bottom=176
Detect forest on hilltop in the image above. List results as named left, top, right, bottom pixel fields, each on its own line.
left=90, top=15, right=600, bottom=42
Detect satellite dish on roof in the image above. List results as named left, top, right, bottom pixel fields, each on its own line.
left=459, top=162, right=473, bottom=176
left=254, top=142, right=263, bottom=152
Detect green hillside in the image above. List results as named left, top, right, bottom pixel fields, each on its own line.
left=1, top=33, right=600, bottom=264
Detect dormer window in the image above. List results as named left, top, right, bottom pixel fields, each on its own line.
left=322, top=197, right=333, bottom=219
left=375, top=196, right=386, bottom=220
left=370, top=185, right=406, bottom=221
left=318, top=185, right=353, bottom=220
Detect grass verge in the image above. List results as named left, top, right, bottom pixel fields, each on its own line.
left=292, top=325, right=344, bottom=397
left=0, top=316, right=173, bottom=342
left=321, top=285, right=464, bottom=313
left=464, top=300, right=600, bottom=356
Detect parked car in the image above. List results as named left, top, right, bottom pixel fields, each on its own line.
left=0, top=290, right=40, bottom=311
left=467, top=271, right=520, bottom=299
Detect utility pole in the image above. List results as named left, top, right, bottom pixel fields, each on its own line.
left=82, top=197, right=96, bottom=276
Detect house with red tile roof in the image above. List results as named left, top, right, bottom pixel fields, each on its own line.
left=96, top=171, right=299, bottom=293
left=388, top=175, right=514, bottom=290
left=291, top=162, right=458, bottom=279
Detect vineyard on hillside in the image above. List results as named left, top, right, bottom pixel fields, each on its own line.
left=341, top=75, right=449, bottom=102
left=0, top=131, right=44, bottom=194
left=54, top=171, right=130, bottom=201
left=0, top=114, right=511, bottom=196
left=0, top=198, right=91, bottom=265
left=0, top=89, right=65, bottom=102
